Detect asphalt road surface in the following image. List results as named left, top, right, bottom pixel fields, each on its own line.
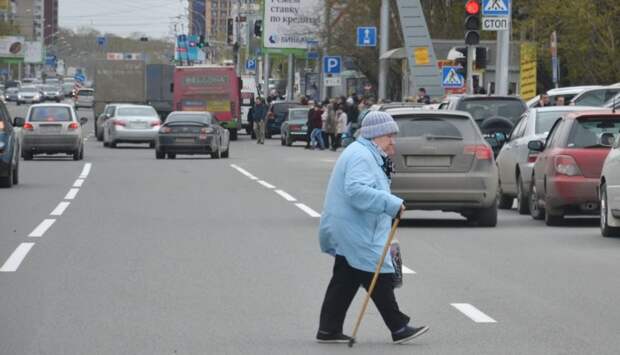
left=2, top=101, right=620, bottom=354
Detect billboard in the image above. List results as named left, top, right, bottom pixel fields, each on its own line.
left=520, top=42, right=537, bottom=100
left=24, top=41, right=44, bottom=64
left=263, top=0, right=322, bottom=50
left=0, top=36, right=25, bottom=58
left=0, top=0, right=9, bottom=11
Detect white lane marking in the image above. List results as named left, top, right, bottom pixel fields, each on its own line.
left=0, top=243, right=35, bottom=272
left=275, top=189, right=297, bottom=202
left=79, top=163, right=92, bottom=178
left=402, top=265, right=416, bottom=274
left=295, top=203, right=321, bottom=218
left=64, top=188, right=79, bottom=200
left=451, top=303, right=497, bottom=323
left=230, top=164, right=258, bottom=180
left=50, top=202, right=71, bottom=216
left=258, top=180, right=275, bottom=189
left=73, top=179, right=85, bottom=187
left=28, top=219, right=56, bottom=238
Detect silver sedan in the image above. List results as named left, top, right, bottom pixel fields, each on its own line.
left=103, top=105, right=161, bottom=148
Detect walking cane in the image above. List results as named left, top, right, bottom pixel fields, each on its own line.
left=348, top=215, right=401, bottom=348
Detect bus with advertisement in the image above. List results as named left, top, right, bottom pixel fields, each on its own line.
left=172, top=65, right=241, bottom=140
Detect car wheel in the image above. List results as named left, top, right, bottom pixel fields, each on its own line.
left=155, top=150, right=165, bottom=159
left=73, top=149, right=81, bottom=161
left=149, top=142, right=155, bottom=149
left=79, top=147, right=84, bottom=160
left=12, top=158, right=18, bottom=185
left=22, top=150, right=33, bottom=161
left=545, top=207, right=564, bottom=226
left=468, top=200, right=498, bottom=227
left=286, top=135, right=293, bottom=147
left=167, top=153, right=176, bottom=159
left=529, top=181, right=545, bottom=220
left=497, top=187, right=513, bottom=209
left=516, top=175, right=530, bottom=215
left=0, top=162, right=13, bottom=188
left=600, top=183, right=620, bottom=237
left=110, top=141, right=117, bottom=148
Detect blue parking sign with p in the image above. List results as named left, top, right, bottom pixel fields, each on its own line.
left=323, top=56, right=341, bottom=74
left=246, top=58, right=257, bottom=71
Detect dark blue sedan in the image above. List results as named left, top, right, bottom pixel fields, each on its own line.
left=0, top=101, right=20, bottom=187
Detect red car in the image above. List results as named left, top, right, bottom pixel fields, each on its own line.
left=528, top=111, right=620, bottom=226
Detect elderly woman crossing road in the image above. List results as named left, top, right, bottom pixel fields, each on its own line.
left=316, top=111, right=429, bottom=344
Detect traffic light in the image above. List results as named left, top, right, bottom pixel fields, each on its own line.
left=227, top=18, right=234, bottom=45
left=475, top=47, right=487, bottom=69
left=455, top=47, right=468, bottom=78
left=464, top=0, right=481, bottom=45
left=197, top=35, right=206, bottom=48
left=254, top=20, right=263, bottom=37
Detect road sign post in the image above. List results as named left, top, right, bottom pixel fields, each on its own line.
left=357, top=27, right=377, bottom=47
left=323, top=56, right=342, bottom=74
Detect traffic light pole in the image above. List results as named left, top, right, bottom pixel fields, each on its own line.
left=495, top=4, right=512, bottom=95
left=467, top=45, right=475, bottom=94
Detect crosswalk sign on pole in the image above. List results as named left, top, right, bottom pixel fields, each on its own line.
left=442, top=67, right=464, bottom=88
left=482, top=0, right=511, bottom=16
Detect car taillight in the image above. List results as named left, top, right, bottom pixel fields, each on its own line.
left=160, top=126, right=171, bottom=133
left=68, top=122, right=79, bottom=130
left=554, top=155, right=582, bottom=176
left=23, top=122, right=34, bottom=131
left=113, top=119, right=126, bottom=127
left=527, top=153, right=539, bottom=163
left=150, top=120, right=161, bottom=127
left=464, top=144, right=493, bottom=160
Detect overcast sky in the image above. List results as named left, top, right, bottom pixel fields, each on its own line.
left=59, top=0, right=188, bottom=39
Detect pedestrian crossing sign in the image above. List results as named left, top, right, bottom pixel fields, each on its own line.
left=482, top=0, right=510, bottom=16
left=442, top=67, right=464, bottom=88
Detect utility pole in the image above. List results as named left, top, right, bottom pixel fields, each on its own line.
left=263, top=52, right=270, bottom=97
left=287, top=53, right=294, bottom=101
left=494, top=2, right=511, bottom=95
left=378, top=0, right=390, bottom=101
left=320, top=1, right=331, bottom=101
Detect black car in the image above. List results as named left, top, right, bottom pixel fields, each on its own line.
left=265, top=101, right=305, bottom=138
left=0, top=101, right=20, bottom=187
left=156, top=111, right=230, bottom=159
left=439, top=95, right=527, bottom=152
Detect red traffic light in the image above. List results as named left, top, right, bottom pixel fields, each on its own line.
left=465, top=0, right=480, bottom=15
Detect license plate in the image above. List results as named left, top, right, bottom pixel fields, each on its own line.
left=406, top=155, right=451, bottom=167
left=40, top=126, right=62, bottom=133
left=176, top=138, right=195, bottom=144
left=130, top=122, right=148, bottom=129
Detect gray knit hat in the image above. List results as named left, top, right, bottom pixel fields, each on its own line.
left=360, top=111, right=399, bottom=139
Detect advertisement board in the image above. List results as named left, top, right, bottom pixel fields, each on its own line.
left=24, top=41, right=43, bottom=64
left=520, top=42, right=537, bottom=100
left=0, top=36, right=25, bottom=58
left=263, top=0, right=322, bottom=50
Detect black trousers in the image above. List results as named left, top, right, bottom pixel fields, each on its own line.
left=319, top=255, right=410, bottom=334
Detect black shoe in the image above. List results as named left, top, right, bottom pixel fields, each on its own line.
left=392, top=325, right=429, bottom=344
left=316, top=331, right=352, bottom=344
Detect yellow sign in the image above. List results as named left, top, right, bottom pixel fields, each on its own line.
left=414, top=47, right=430, bottom=66
left=208, top=100, right=231, bottom=112
left=0, top=0, right=8, bottom=11
left=520, top=43, right=537, bottom=100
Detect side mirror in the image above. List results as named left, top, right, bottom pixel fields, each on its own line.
left=528, top=140, right=545, bottom=152
left=80, top=117, right=88, bottom=126
left=13, top=117, right=24, bottom=127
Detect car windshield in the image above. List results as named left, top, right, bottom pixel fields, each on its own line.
left=167, top=114, right=212, bottom=124
left=567, top=117, right=620, bottom=148
left=78, top=90, right=94, bottom=97
left=21, top=87, right=38, bottom=93
left=29, top=107, right=72, bottom=122
left=574, top=89, right=620, bottom=106
left=42, top=86, right=57, bottom=91
left=394, top=115, right=478, bottom=140
left=289, top=110, right=308, bottom=121
left=118, top=107, right=158, bottom=117
left=457, top=99, right=526, bottom=123
left=535, top=111, right=574, bottom=134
